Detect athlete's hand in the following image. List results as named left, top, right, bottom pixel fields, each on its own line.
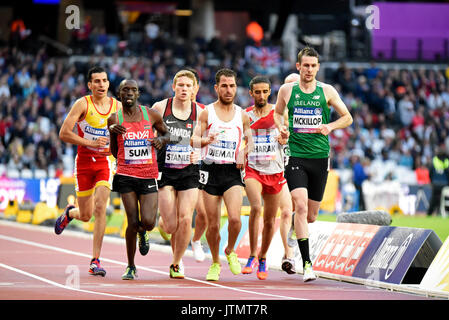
left=236, top=149, right=247, bottom=170
left=277, top=134, right=288, bottom=145
left=204, top=131, right=219, bottom=146
left=190, top=149, right=200, bottom=164
left=90, top=136, right=108, bottom=148
left=151, top=137, right=164, bottom=150
left=317, top=124, right=332, bottom=136
left=108, top=123, right=127, bottom=135
left=279, top=125, right=289, bottom=140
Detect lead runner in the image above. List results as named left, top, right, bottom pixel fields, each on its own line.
left=273, top=47, right=353, bottom=281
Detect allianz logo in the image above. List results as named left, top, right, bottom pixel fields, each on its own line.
left=367, top=234, right=413, bottom=280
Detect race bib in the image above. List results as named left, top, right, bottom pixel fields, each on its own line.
left=293, top=107, right=322, bottom=133
left=248, top=132, right=278, bottom=163
left=124, top=139, right=153, bottom=164
left=165, top=144, right=192, bottom=169
left=84, top=125, right=110, bottom=153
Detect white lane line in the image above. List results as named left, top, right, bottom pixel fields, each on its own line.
left=0, top=233, right=304, bottom=300
left=0, top=262, right=149, bottom=300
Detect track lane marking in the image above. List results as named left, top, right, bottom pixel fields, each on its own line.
left=0, top=262, right=150, bottom=300
left=0, top=232, right=304, bottom=300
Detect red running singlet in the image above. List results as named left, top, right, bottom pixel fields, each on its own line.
left=115, top=106, right=159, bottom=179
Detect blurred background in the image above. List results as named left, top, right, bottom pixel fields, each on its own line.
left=1, top=0, right=449, bottom=239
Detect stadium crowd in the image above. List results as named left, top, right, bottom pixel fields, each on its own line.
left=1, top=27, right=449, bottom=192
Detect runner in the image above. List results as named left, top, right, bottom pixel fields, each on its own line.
left=191, top=68, right=253, bottom=281
left=280, top=73, right=300, bottom=275
left=274, top=47, right=353, bottom=281
left=241, top=75, right=287, bottom=280
left=55, top=66, right=120, bottom=277
left=152, top=70, right=203, bottom=278
left=108, top=79, right=169, bottom=280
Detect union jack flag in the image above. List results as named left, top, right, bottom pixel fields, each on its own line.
left=245, top=46, right=281, bottom=68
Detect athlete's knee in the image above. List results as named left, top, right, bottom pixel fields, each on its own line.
left=78, top=214, right=91, bottom=223
left=249, top=204, right=262, bottom=217
left=227, top=215, right=241, bottom=228
left=206, top=221, right=220, bottom=235
left=307, top=210, right=319, bottom=223
left=178, top=213, right=193, bottom=228
left=141, top=214, right=157, bottom=231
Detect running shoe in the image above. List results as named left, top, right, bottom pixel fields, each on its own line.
left=158, top=227, right=171, bottom=241
left=89, top=258, right=106, bottom=277
left=242, top=256, right=258, bottom=274
left=206, top=263, right=221, bottom=281
left=179, top=259, right=185, bottom=275
left=303, top=261, right=317, bottom=282
left=281, top=256, right=296, bottom=275
left=122, top=266, right=137, bottom=280
left=54, top=204, right=75, bottom=235
left=257, top=258, right=268, bottom=280
left=169, top=264, right=185, bottom=279
left=137, top=231, right=150, bottom=256
left=191, top=239, right=205, bottom=262
left=225, top=250, right=241, bottom=275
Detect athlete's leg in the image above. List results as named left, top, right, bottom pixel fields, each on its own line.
left=258, top=191, right=281, bottom=259
left=203, top=192, right=223, bottom=264
left=244, top=178, right=263, bottom=257
left=91, top=185, right=110, bottom=260
left=172, top=188, right=198, bottom=266
left=192, top=190, right=207, bottom=242
left=279, top=184, right=293, bottom=258
left=291, top=187, right=309, bottom=239
left=307, top=199, right=320, bottom=223
left=121, top=191, right=139, bottom=267
left=222, top=185, right=243, bottom=254
left=157, top=186, right=178, bottom=234
left=139, top=192, right=158, bottom=232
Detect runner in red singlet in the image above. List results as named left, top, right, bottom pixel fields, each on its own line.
left=108, top=79, right=169, bottom=280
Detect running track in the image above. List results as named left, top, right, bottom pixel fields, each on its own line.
left=0, top=220, right=442, bottom=317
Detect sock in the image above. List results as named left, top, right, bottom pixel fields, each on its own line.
left=297, top=238, right=311, bottom=268
left=66, top=207, right=73, bottom=221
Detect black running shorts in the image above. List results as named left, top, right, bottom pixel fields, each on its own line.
left=157, top=164, right=200, bottom=191
left=284, top=157, right=329, bottom=202
left=199, top=163, right=245, bottom=196
left=112, top=174, right=158, bottom=195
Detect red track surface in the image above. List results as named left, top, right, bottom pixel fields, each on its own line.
left=0, top=220, right=436, bottom=303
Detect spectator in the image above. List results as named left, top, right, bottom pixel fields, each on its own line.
left=427, top=146, right=449, bottom=216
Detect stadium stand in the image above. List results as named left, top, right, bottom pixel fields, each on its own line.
left=1, top=29, right=448, bottom=211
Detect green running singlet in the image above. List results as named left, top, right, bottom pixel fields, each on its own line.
left=287, top=81, right=330, bottom=159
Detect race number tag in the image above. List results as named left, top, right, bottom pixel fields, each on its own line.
left=199, top=170, right=209, bottom=184
left=293, top=107, right=322, bottom=133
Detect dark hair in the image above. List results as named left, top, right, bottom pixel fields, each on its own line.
left=215, top=68, right=237, bottom=84
left=297, top=46, right=320, bottom=64
left=249, top=75, right=271, bottom=90
left=87, top=66, right=108, bottom=82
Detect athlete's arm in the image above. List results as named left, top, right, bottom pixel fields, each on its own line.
left=320, top=84, right=353, bottom=136
left=236, top=111, right=254, bottom=169
left=190, top=108, right=217, bottom=148
left=151, top=99, right=165, bottom=115
left=59, top=98, right=108, bottom=148
left=148, top=107, right=170, bottom=150
left=273, top=83, right=291, bottom=141
left=277, top=110, right=289, bottom=145
left=107, top=112, right=119, bottom=158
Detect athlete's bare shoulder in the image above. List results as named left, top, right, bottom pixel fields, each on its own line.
left=151, top=98, right=168, bottom=114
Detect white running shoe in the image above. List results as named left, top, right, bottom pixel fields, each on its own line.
left=179, top=259, right=185, bottom=275
left=303, top=261, right=317, bottom=282
left=191, top=240, right=205, bottom=262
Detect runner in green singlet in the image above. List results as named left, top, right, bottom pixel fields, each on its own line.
left=273, top=47, right=353, bottom=282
